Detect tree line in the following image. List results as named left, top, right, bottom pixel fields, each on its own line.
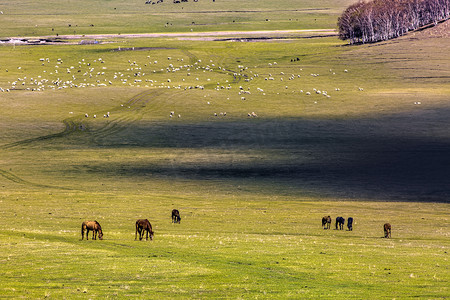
left=338, top=0, right=450, bottom=44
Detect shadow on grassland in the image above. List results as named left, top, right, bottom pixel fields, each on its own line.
left=83, top=108, right=450, bottom=203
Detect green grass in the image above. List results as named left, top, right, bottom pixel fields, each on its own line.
left=0, top=1, right=450, bottom=298
left=0, top=0, right=356, bottom=37
left=0, top=190, right=449, bottom=298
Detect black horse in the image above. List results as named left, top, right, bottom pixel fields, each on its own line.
left=347, top=217, right=353, bottom=231
left=172, top=209, right=181, bottom=223
left=335, top=217, right=345, bottom=230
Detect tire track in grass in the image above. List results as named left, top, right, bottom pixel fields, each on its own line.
left=0, top=168, right=72, bottom=190
left=0, top=89, right=163, bottom=150
left=91, top=89, right=167, bottom=144
left=0, top=169, right=28, bottom=184
left=0, top=118, right=81, bottom=150
left=0, top=89, right=165, bottom=188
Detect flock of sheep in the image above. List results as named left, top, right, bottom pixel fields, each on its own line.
left=1, top=51, right=364, bottom=120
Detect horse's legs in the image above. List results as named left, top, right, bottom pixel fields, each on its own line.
left=93, top=230, right=97, bottom=240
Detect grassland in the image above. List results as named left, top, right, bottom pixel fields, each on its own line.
left=0, top=0, right=356, bottom=37
left=0, top=0, right=449, bottom=298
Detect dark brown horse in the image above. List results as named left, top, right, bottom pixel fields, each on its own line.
left=135, top=219, right=154, bottom=241
left=384, top=223, right=391, bottom=238
left=322, top=216, right=331, bottom=229
left=81, top=221, right=103, bottom=240
left=347, top=217, right=353, bottom=231
left=335, top=217, right=345, bottom=230
left=172, top=209, right=181, bottom=223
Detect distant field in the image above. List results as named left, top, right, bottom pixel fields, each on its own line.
left=0, top=1, right=449, bottom=298
left=0, top=0, right=357, bottom=37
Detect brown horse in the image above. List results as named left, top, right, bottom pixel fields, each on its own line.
left=384, top=223, right=391, bottom=238
left=172, top=209, right=181, bottom=223
left=81, top=221, right=103, bottom=240
left=322, top=216, right=332, bottom=229
left=135, top=219, right=154, bottom=241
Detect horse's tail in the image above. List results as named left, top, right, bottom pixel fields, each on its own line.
left=81, top=222, right=85, bottom=238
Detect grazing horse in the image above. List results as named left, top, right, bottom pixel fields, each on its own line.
left=81, top=221, right=103, bottom=240
left=322, top=216, right=332, bottom=229
left=347, top=217, right=354, bottom=231
left=135, top=219, right=154, bottom=241
left=384, top=223, right=391, bottom=238
left=335, top=217, right=345, bottom=230
left=172, top=209, right=181, bottom=223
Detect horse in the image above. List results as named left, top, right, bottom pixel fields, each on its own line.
left=335, top=217, right=345, bottom=230
left=384, top=223, right=391, bottom=238
left=322, top=216, right=331, bottom=229
left=81, top=221, right=103, bottom=240
left=135, top=219, right=154, bottom=241
left=171, top=209, right=181, bottom=223
left=347, top=217, right=353, bottom=231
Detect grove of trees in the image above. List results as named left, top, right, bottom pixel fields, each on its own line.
left=338, top=0, right=450, bottom=44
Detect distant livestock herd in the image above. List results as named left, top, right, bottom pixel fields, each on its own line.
left=81, top=210, right=392, bottom=241
left=322, top=215, right=391, bottom=237
left=322, top=216, right=354, bottom=231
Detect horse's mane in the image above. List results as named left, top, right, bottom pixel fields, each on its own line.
left=94, top=220, right=102, bottom=229
left=145, top=219, right=153, bottom=231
